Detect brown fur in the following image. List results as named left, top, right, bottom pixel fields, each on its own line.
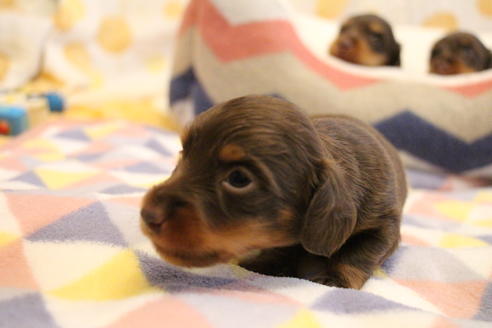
left=141, top=95, right=407, bottom=289
left=329, top=14, right=400, bottom=66
left=430, top=31, right=492, bottom=75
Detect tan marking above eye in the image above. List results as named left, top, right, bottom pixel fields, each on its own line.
left=368, top=22, right=384, bottom=34
left=219, top=144, right=246, bottom=162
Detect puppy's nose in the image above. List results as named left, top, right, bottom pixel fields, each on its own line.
left=141, top=207, right=164, bottom=232
left=339, top=37, right=355, bottom=51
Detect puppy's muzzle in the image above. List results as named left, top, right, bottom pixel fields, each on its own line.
left=141, top=189, right=189, bottom=232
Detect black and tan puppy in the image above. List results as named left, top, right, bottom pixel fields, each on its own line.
left=329, top=14, right=400, bottom=66
left=430, top=31, right=492, bottom=75
left=140, top=95, right=407, bottom=289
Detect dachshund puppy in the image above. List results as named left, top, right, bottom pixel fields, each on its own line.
left=329, top=14, right=400, bottom=66
left=140, top=95, right=407, bottom=289
left=430, top=32, right=492, bottom=75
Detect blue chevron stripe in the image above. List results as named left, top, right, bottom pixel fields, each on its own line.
left=375, top=111, right=492, bottom=173
left=170, top=67, right=213, bottom=115
left=170, top=70, right=492, bottom=173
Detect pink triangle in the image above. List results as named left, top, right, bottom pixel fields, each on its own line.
left=0, top=240, right=39, bottom=289
left=108, top=196, right=142, bottom=208
left=6, top=194, right=94, bottom=235
left=0, top=157, right=26, bottom=171
left=69, top=172, right=121, bottom=189
left=401, top=232, right=430, bottom=246
left=396, top=280, right=486, bottom=319
left=105, top=297, right=213, bottom=328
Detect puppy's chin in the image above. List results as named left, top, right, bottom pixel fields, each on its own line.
left=153, top=243, right=232, bottom=268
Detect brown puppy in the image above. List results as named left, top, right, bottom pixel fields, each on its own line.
left=430, top=31, right=492, bottom=75
left=140, top=95, right=407, bottom=289
left=329, top=14, right=400, bottom=66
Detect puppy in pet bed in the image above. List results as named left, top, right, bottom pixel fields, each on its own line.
left=430, top=31, right=492, bottom=75
left=329, top=14, right=401, bottom=67
left=141, top=95, right=407, bottom=289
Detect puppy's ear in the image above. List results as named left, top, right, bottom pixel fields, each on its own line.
left=390, top=42, right=401, bottom=66
left=301, top=160, right=357, bottom=257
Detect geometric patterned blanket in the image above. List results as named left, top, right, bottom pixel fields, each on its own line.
left=1, top=121, right=491, bottom=327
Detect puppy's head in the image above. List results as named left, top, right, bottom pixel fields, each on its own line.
left=430, top=32, right=492, bottom=75
left=329, top=14, right=400, bottom=66
left=140, top=95, right=355, bottom=267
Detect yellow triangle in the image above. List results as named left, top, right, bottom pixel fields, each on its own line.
left=475, top=191, right=492, bottom=203
left=277, top=309, right=322, bottom=328
left=434, top=201, right=473, bottom=222
left=33, top=152, right=65, bottom=162
left=36, top=169, right=97, bottom=189
left=85, top=122, right=122, bottom=139
left=473, top=219, right=492, bottom=228
left=0, top=231, right=19, bottom=247
left=49, top=250, right=156, bottom=300
left=22, top=138, right=59, bottom=152
left=440, top=234, right=488, bottom=248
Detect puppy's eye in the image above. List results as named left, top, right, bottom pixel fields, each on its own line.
left=368, top=31, right=384, bottom=49
left=223, top=169, right=253, bottom=191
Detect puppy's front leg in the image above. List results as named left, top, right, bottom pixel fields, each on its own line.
left=239, top=245, right=304, bottom=278
left=298, top=223, right=400, bottom=289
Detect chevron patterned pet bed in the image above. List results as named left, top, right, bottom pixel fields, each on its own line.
left=0, top=120, right=491, bottom=327
left=169, top=0, right=492, bottom=178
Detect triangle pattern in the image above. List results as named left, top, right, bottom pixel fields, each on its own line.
left=396, top=280, right=487, bottom=319
left=137, top=252, right=236, bottom=292
left=434, top=201, right=473, bottom=222
left=145, top=138, right=173, bottom=156
left=48, top=250, right=155, bottom=300
left=439, top=234, right=488, bottom=248
left=27, top=201, right=127, bottom=247
left=105, top=297, right=214, bottom=328
left=102, top=202, right=143, bottom=247
left=386, top=247, right=483, bottom=282
left=6, top=194, right=94, bottom=235
left=0, top=240, right=39, bottom=289
left=55, top=128, right=91, bottom=141
left=35, top=168, right=99, bottom=190
left=178, top=291, right=298, bottom=328
left=474, top=283, right=492, bottom=321
left=311, top=288, right=413, bottom=313
left=0, top=194, right=22, bottom=236
left=277, top=309, right=322, bottom=328
left=10, top=171, right=46, bottom=188
left=44, top=295, right=162, bottom=328
left=23, top=240, right=123, bottom=291
left=124, top=162, right=166, bottom=174
left=101, top=184, right=146, bottom=195
left=0, top=293, right=58, bottom=328
left=0, top=232, right=19, bottom=247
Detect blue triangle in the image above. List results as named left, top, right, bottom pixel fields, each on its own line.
left=75, top=152, right=104, bottom=162
left=312, top=288, right=415, bottom=313
left=145, top=139, right=172, bottom=156
left=0, top=293, right=60, bottom=328
left=55, top=129, right=90, bottom=141
left=10, top=171, right=46, bottom=187
left=474, top=283, right=492, bottom=321
left=124, top=162, right=166, bottom=174
left=136, top=252, right=235, bottom=292
left=27, top=201, right=127, bottom=247
left=101, top=184, right=145, bottom=195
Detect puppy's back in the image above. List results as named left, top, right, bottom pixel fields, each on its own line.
left=311, top=115, right=407, bottom=209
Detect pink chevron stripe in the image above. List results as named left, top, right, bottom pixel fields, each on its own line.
left=179, top=0, right=378, bottom=90
left=179, top=0, right=492, bottom=97
left=445, top=78, right=492, bottom=97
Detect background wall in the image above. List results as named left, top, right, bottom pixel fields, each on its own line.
left=289, top=0, right=492, bottom=31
